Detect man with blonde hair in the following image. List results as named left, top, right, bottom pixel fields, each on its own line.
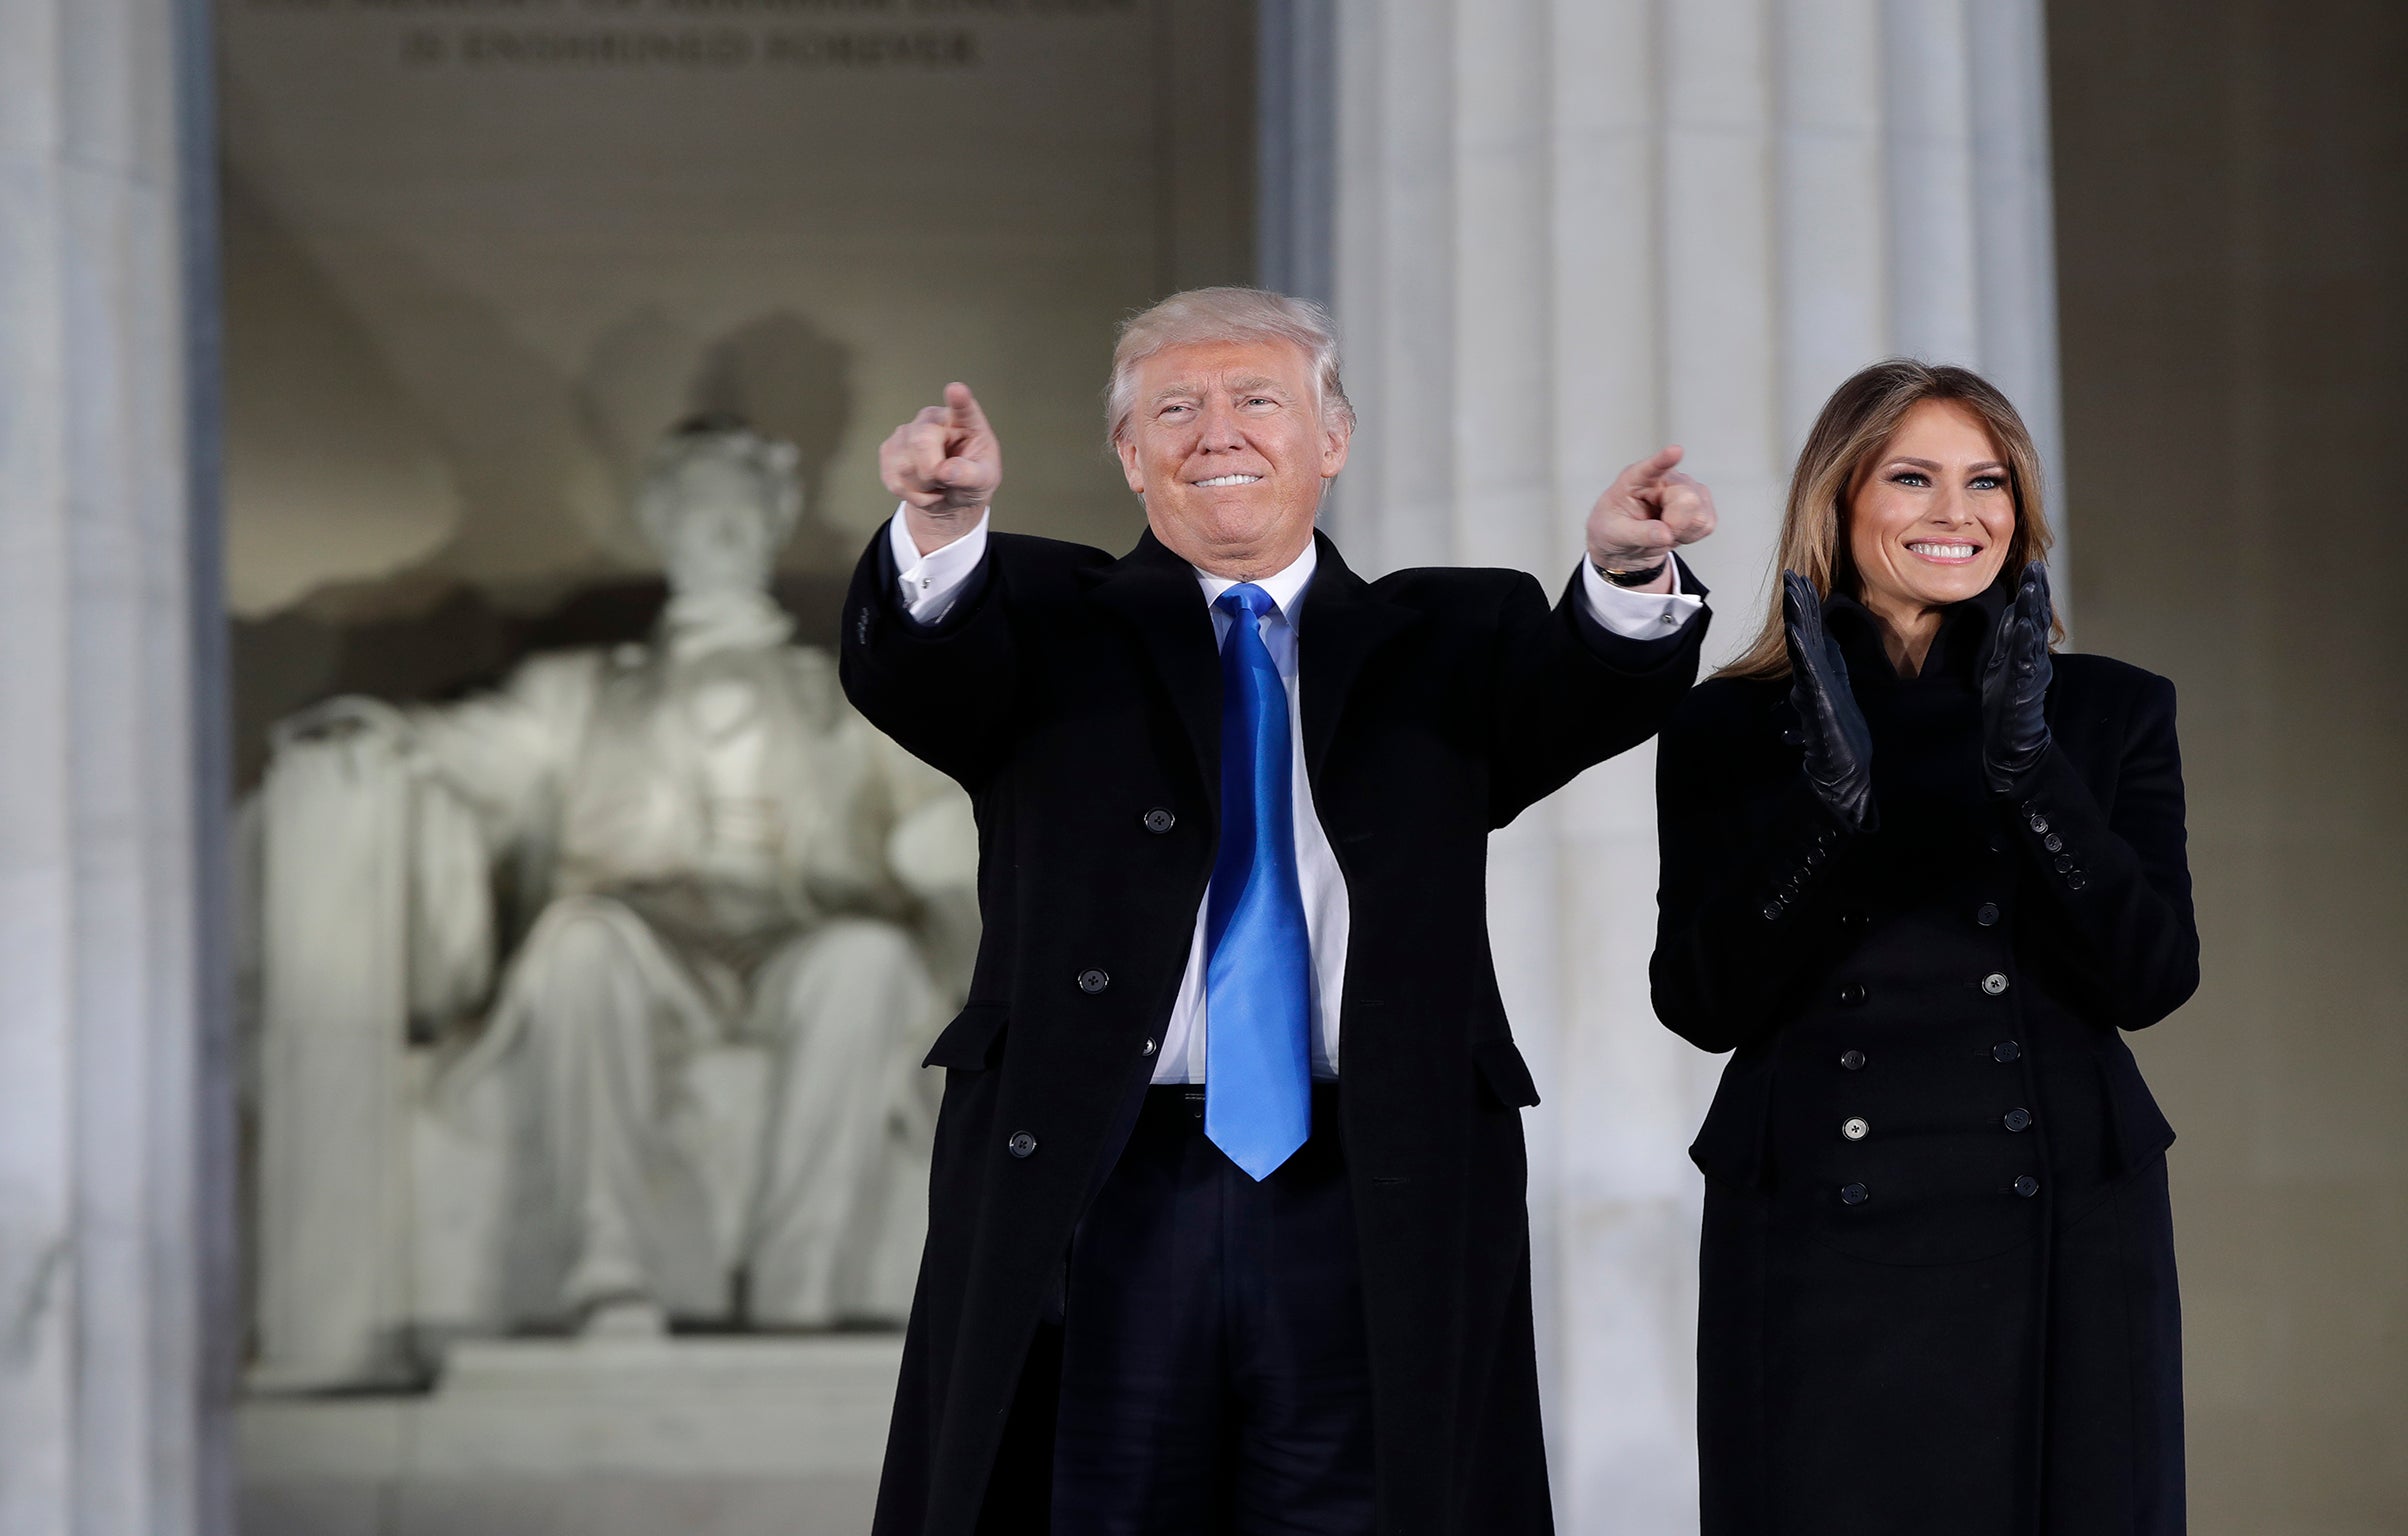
left=845, top=287, right=1717, bottom=1535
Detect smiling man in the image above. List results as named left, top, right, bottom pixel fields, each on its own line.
left=842, top=288, right=1717, bottom=1536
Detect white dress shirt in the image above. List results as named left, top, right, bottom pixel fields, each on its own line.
left=885, top=506, right=1703, bottom=1082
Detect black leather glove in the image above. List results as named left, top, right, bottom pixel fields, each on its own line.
left=1782, top=572, right=1876, bottom=832
left=1979, top=560, right=2055, bottom=793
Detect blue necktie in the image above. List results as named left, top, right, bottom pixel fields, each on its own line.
left=1204, top=584, right=1313, bottom=1182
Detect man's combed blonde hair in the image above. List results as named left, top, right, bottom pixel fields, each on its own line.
left=1722, top=359, right=2062, bottom=681
left=1105, top=287, right=1355, bottom=449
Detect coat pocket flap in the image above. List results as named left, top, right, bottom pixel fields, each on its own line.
left=922, top=1003, right=1009, bottom=1071
left=1473, top=1037, right=1541, bottom=1109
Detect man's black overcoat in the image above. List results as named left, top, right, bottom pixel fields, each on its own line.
left=841, top=525, right=1706, bottom=1536
left=1651, top=583, right=2198, bottom=1535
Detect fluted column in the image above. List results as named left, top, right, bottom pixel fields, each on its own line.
left=0, top=0, right=227, bottom=1532
left=1322, top=2, right=2062, bottom=1528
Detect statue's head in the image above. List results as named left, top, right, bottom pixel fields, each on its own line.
left=635, top=414, right=804, bottom=597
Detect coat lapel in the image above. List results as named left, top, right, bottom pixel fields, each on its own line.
left=1084, top=527, right=1419, bottom=800
left=1295, top=533, right=1417, bottom=785
left=1084, top=529, right=1223, bottom=797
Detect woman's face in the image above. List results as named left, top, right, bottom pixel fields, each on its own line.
left=1844, top=398, right=2017, bottom=613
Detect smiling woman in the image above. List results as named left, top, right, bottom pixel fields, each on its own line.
left=1719, top=359, right=2063, bottom=682
left=1652, top=359, right=2199, bottom=1535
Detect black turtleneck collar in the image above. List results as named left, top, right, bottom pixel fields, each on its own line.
left=1822, top=570, right=2015, bottom=688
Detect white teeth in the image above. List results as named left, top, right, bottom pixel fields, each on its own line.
left=1194, top=474, right=1262, bottom=487
left=1908, top=542, right=1976, bottom=559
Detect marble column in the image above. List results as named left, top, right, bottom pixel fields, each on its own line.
left=0, top=1, right=228, bottom=1534
left=1322, top=1, right=2063, bottom=1528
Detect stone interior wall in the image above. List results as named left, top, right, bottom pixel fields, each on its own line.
left=2048, top=3, right=2408, bottom=1530
left=216, top=0, right=1255, bottom=783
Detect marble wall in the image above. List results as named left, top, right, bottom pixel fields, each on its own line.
left=2048, top=2, right=2408, bottom=1530
left=216, top=0, right=1257, bottom=784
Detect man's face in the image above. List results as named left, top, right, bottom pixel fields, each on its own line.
left=1115, top=338, right=1350, bottom=576
left=650, top=455, right=781, bottom=596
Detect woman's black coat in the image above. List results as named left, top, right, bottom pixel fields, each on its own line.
left=1652, top=581, right=2198, bottom=1535
left=843, top=526, right=1706, bottom=1536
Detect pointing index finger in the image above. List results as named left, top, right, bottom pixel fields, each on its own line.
left=1630, top=444, right=1685, bottom=483
left=945, top=382, right=989, bottom=435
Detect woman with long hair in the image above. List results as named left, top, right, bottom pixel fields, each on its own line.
left=1652, top=360, right=2197, bottom=1534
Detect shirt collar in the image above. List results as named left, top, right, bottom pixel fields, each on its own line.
left=1193, top=537, right=1320, bottom=630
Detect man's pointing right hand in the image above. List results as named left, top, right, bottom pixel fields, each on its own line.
left=882, top=382, right=1002, bottom=556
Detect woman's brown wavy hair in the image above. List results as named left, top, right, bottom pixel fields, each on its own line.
left=1721, top=359, right=2062, bottom=681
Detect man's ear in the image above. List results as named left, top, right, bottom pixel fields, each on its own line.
left=1320, top=422, right=1352, bottom=480
left=1116, top=435, right=1146, bottom=496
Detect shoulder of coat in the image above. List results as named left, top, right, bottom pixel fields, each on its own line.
left=990, top=530, right=1116, bottom=575
left=2049, top=649, right=2170, bottom=706
left=1367, top=564, right=1527, bottom=604
left=1672, top=672, right=1785, bottom=735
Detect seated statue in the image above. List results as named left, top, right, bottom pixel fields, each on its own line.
left=245, top=418, right=972, bottom=1384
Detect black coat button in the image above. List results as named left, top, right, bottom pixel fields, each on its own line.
left=1760, top=902, right=1784, bottom=922
left=1838, top=909, right=1868, bottom=931
left=1140, top=1038, right=1158, bottom=1057
left=1840, top=1049, right=1867, bottom=1071
left=1007, top=1132, right=1038, bottom=1158
left=1993, top=1040, right=2022, bottom=1063
left=2067, top=872, right=2089, bottom=891
left=1976, top=902, right=2001, bottom=927
left=2003, top=1108, right=2034, bottom=1132
left=1839, top=982, right=1868, bottom=1005
left=1839, top=1182, right=1869, bottom=1206
left=1981, top=972, right=2010, bottom=996
left=1077, top=969, right=1110, bottom=995
left=1142, top=808, right=1176, bottom=834
left=2028, top=814, right=2050, bottom=835
left=2012, top=1174, right=2041, bottom=1198
left=2054, top=853, right=2076, bottom=873
left=2043, top=833, right=2064, bottom=853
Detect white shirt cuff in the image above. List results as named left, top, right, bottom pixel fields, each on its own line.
left=889, top=504, right=991, bottom=625
left=1576, top=553, right=1705, bottom=640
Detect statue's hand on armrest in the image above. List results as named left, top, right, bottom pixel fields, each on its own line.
left=274, top=694, right=413, bottom=752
